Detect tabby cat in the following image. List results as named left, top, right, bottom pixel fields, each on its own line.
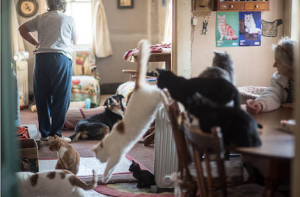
left=218, top=15, right=238, bottom=40
left=49, top=134, right=80, bottom=175
left=199, top=50, right=235, bottom=85
left=129, top=160, right=156, bottom=188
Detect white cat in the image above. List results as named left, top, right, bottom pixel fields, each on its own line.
left=244, top=13, right=261, bottom=34
left=91, top=39, right=168, bottom=183
left=17, top=169, right=97, bottom=197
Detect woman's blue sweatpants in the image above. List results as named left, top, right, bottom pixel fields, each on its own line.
left=34, top=53, right=72, bottom=138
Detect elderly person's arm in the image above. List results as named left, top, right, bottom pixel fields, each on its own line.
left=246, top=73, right=285, bottom=114
left=19, top=23, right=39, bottom=48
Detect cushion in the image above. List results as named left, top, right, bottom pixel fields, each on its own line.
left=71, top=76, right=100, bottom=107
left=72, top=51, right=98, bottom=77
left=64, top=106, right=106, bottom=129
left=238, top=86, right=268, bottom=104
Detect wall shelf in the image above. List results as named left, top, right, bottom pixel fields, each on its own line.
left=214, top=0, right=270, bottom=12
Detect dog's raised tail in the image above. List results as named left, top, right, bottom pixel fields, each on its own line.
left=135, top=39, right=151, bottom=90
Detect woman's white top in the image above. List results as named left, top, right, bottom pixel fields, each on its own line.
left=25, top=10, right=76, bottom=60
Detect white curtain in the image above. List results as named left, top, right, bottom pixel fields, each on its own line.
left=163, top=0, right=172, bottom=44
left=92, top=0, right=113, bottom=58
left=11, top=0, right=25, bottom=55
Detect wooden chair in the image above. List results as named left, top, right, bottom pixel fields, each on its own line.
left=183, top=122, right=284, bottom=197
left=166, top=99, right=197, bottom=196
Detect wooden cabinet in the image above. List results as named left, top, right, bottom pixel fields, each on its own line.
left=214, top=0, right=269, bottom=12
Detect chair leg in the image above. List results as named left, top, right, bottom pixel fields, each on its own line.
left=144, top=129, right=155, bottom=146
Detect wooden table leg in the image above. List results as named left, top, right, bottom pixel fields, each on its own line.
left=263, top=160, right=279, bottom=197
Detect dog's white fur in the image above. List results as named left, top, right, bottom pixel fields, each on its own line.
left=91, top=39, right=168, bottom=183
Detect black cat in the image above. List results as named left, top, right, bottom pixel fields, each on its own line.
left=129, top=160, right=156, bottom=188
left=156, top=69, right=241, bottom=109
left=186, top=92, right=262, bottom=147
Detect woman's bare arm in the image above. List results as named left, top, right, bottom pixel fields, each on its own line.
left=18, top=23, right=39, bottom=47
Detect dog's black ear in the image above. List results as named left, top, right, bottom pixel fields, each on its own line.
left=103, top=98, right=110, bottom=108
left=117, top=94, right=124, bottom=100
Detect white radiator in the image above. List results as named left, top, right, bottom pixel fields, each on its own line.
left=16, top=61, right=29, bottom=106
left=154, top=105, right=178, bottom=188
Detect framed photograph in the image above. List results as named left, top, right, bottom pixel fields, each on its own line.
left=118, top=0, right=134, bottom=9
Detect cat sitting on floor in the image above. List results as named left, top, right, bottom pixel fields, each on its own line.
left=17, top=169, right=97, bottom=197
left=186, top=92, right=262, bottom=147
left=49, top=134, right=80, bottom=175
left=156, top=69, right=241, bottom=109
left=92, top=39, right=168, bottom=183
left=129, top=160, right=155, bottom=188
left=199, top=50, right=235, bottom=85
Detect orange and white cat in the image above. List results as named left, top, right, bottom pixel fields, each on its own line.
left=218, top=15, right=238, bottom=41
left=49, top=134, right=80, bottom=175
left=92, top=39, right=168, bottom=183
left=17, top=169, right=97, bottom=197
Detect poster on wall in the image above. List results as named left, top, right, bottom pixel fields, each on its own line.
left=239, top=12, right=261, bottom=46
left=216, top=12, right=239, bottom=47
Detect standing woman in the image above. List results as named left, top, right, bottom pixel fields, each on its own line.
left=19, top=0, right=77, bottom=143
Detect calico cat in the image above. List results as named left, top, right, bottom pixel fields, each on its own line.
left=49, top=135, right=80, bottom=175
left=17, top=169, right=97, bottom=197
left=92, top=39, right=168, bottom=183
left=129, top=160, right=156, bottom=188
left=244, top=13, right=261, bottom=34
left=186, top=92, right=262, bottom=147
left=218, top=15, right=238, bottom=40
left=199, top=50, right=235, bottom=84
left=156, top=69, right=241, bottom=109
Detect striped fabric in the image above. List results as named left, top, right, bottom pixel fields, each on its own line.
left=286, top=79, right=294, bottom=103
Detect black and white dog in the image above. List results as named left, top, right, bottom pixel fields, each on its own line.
left=69, top=95, right=125, bottom=142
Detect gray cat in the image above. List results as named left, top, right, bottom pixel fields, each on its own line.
left=199, top=51, right=235, bottom=85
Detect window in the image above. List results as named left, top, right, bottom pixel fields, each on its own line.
left=66, top=0, right=92, bottom=46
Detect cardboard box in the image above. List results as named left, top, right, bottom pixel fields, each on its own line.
left=19, top=139, right=39, bottom=172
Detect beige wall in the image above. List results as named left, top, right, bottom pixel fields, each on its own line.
left=16, top=0, right=167, bottom=94
left=191, top=0, right=284, bottom=87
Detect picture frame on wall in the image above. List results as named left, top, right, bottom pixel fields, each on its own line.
left=118, top=0, right=134, bottom=9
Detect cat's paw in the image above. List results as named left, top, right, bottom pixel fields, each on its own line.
left=102, top=176, right=109, bottom=183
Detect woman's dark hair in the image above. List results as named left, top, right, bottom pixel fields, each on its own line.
left=46, top=0, right=67, bottom=13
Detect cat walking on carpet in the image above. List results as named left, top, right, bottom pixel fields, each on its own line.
left=49, top=134, right=80, bottom=175
left=244, top=13, right=261, bottom=34
left=129, top=160, right=155, bottom=188
left=218, top=15, right=238, bottom=41
left=199, top=50, right=235, bottom=85
left=16, top=169, right=97, bottom=197
left=92, top=39, right=168, bottom=183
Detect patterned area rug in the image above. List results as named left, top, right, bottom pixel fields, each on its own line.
left=94, top=183, right=174, bottom=197
left=39, top=154, right=147, bottom=185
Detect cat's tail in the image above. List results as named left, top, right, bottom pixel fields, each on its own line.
left=135, top=39, right=151, bottom=90
left=71, top=169, right=98, bottom=190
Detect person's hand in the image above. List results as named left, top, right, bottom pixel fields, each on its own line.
left=281, top=103, right=294, bottom=109
left=246, top=99, right=262, bottom=114
left=33, top=43, right=39, bottom=54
